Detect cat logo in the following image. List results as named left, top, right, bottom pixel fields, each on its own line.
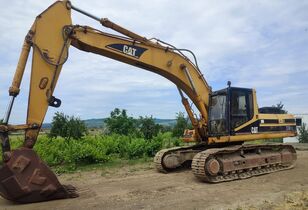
left=251, top=127, right=258, bottom=134
left=123, top=45, right=137, bottom=57
left=106, top=43, right=148, bottom=59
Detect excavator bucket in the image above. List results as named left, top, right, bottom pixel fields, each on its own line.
left=0, top=147, right=78, bottom=203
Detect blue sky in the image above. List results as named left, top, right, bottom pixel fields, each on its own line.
left=0, top=0, right=308, bottom=124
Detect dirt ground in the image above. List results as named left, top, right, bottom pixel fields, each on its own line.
left=1, top=150, right=308, bottom=210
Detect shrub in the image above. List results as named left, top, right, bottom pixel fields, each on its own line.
left=34, top=136, right=109, bottom=166
left=49, top=112, right=87, bottom=140
left=145, top=138, right=163, bottom=156
left=138, top=116, right=161, bottom=140
left=298, top=123, right=308, bottom=143
left=105, top=108, right=137, bottom=135
left=172, top=112, right=188, bottom=137
left=1, top=132, right=181, bottom=168
left=127, top=138, right=148, bottom=159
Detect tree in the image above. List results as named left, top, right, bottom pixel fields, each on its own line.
left=139, top=116, right=160, bottom=140
left=49, top=112, right=87, bottom=140
left=66, top=116, right=88, bottom=140
left=0, top=119, right=3, bottom=124
left=105, top=108, right=137, bottom=135
left=172, top=112, right=188, bottom=137
left=298, top=123, right=308, bottom=143
left=49, top=112, right=68, bottom=138
left=273, top=101, right=287, bottom=114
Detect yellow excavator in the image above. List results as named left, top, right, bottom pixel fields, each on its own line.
left=0, top=1, right=298, bottom=203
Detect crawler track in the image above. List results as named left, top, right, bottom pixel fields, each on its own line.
left=154, top=145, right=203, bottom=173
left=154, top=148, right=176, bottom=173
left=192, top=144, right=297, bottom=183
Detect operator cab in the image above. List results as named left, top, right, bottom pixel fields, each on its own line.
left=208, top=84, right=254, bottom=136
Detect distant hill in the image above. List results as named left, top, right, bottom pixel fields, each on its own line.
left=84, top=118, right=106, bottom=128
left=153, top=119, right=177, bottom=126
left=42, top=118, right=176, bottom=129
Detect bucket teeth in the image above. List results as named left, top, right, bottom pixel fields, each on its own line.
left=0, top=148, right=78, bottom=203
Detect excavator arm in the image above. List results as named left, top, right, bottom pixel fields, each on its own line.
left=0, top=0, right=211, bottom=203
left=5, top=1, right=210, bottom=147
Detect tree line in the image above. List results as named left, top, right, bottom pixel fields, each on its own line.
left=49, top=108, right=190, bottom=140
left=1, top=103, right=307, bottom=143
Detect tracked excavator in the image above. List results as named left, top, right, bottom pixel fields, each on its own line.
left=0, top=0, right=298, bottom=204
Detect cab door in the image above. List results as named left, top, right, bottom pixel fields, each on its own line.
left=230, top=88, right=254, bottom=132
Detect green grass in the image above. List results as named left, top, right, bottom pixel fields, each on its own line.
left=0, top=132, right=179, bottom=173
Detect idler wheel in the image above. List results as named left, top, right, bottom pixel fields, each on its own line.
left=163, top=154, right=181, bottom=169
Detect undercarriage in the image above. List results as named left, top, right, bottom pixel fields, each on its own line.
left=154, top=143, right=297, bottom=183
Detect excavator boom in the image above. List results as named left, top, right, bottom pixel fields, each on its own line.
left=6, top=1, right=211, bottom=147
left=0, top=1, right=210, bottom=203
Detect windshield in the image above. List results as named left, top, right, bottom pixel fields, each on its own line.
left=210, top=95, right=226, bottom=120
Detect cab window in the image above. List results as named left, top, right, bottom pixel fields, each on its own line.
left=209, top=94, right=228, bottom=135
left=231, top=89, right=253, bottom=129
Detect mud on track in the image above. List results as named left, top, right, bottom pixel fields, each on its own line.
left=1, top=150, right=308, bottom=210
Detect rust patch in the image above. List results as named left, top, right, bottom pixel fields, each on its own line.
left=12, top=156, right=31, bottom=173
left=39, top=77, right=49, bottom=89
